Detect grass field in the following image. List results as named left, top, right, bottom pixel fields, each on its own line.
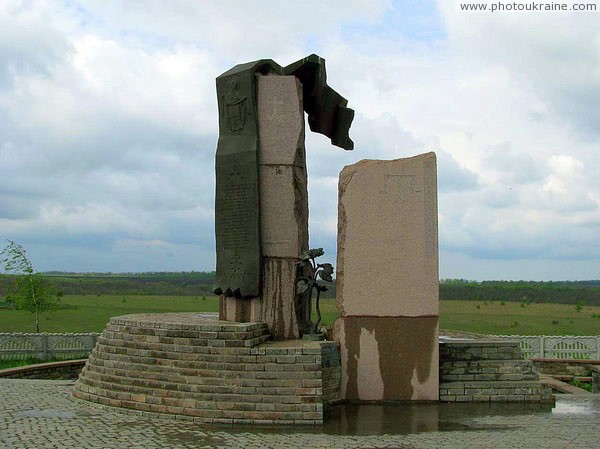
left=439, top=300, right=600, bottom=336
left=0, top=295, right=218, bottom=333
left=317, top=299, right=600, bottom=335
left=0, top=295, right=598, bottom=335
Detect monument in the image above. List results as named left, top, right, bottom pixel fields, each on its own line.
left=214, top=55, right=354, bottom=339
left=72, top=55, right=350, bottom=424
left=333, top=154, right=440, bottom=401
left=72, top=54, right=553, bottom=424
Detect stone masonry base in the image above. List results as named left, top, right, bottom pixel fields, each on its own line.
left=439, top=340, right=554, bottom=403
left=73, top=313, right=341, bottom=425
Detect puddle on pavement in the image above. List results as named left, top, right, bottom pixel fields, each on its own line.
left=322, top=402, right=556, bottom=435
left=552, top=397, right=600, bottom=416
left=320, top=403, right=536, bottom=435
left=195, top=401, right=556, bottom=436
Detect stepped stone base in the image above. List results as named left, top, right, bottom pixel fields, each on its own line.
left=73, top=313, right=341, bottom=424
left=439, top=340, right=554, bottom=403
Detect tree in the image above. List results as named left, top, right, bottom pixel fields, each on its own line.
left=0, top=240, right=59, bottom=332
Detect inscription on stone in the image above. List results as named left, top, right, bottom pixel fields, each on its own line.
left=214, top=153, right=261, bottom=297
left=221, top=185, right=251, bottom=249
left=379, top=174, right=417, bottom=203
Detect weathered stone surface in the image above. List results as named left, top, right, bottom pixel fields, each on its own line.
left=256, top=75, right=308, bottom=339
left=220, top=75, right=308, bottom=340
left=219, top=296, right=252, bottom=323
left=336, top=153, right=439, bottom=317
left=334, top=316, right=439, bottom=401
left=249, top=258, right=300, bottom=340
left=257, top=75, right=305, bottom=165
left=334, top=153, right=439, bottom=402
left=259, top=165, right=307, bottom=258
left=258, top=75, right=308, bottom=259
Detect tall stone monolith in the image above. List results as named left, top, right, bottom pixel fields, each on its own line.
left=333, top=153, right=439, bottom=401
left=219, top=74, right=308, bottom=339
left=215, top=55, right=354, bottom=340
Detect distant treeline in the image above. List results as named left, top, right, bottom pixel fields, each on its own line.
left=440, top=279, right=600, bottom=306
left=0, top=272, right=217, bottom=297
left=1, top=274, right=599, bottom=306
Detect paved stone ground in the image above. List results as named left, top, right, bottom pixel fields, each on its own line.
left=1, top=379, right=599, bottom=449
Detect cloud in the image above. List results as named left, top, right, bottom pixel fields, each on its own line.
left=438, top=0, right=600, bottom=137
left=0, top=0, right=598, bottom=280
left=0, top=3, right=71, bottom=87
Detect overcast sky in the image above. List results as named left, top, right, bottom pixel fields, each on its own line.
left=1, top=0, right=598, bottom=280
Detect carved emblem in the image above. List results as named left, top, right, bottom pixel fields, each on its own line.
left=224, top=80, right=247, bottom=133
left=227, top=165, right=244, bottom=183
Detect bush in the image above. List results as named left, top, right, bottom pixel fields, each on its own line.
left=570, top=378, right=592, bottom=392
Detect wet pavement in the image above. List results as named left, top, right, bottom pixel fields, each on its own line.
left=0, top=379, right=599, bottom=448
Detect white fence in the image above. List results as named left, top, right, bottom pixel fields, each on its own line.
left=2, top=332, right=598, bottom=361
left=493, top=335, right=600, bottom=360
left=0, top=333, right=101, bottom=361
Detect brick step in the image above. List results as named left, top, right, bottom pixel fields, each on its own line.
left=441, top=359, right=538, bottom=382
left=73, top=389, right=322, bottom=424
left=81, top=363, right=323, bottom=390
left=87, top=353, right=322, bottom=376
left=85, top=356, right=321, bottom=385
left=105, top=319, right=268, bottom=335
left=98, top=332, right=271, bottom=350
left=441, top=379, right=548, bottom=389
left=92, top=338, right=271, bottom=362
left=441, top=359, right=534, bottom=371
left=440, top=341, right=524, bottom=362
left=76, top=373, right=321, bottom=404
left=101, top=327, right=271, bottom=344
left=440, top=380, right=553, bottom=402
left=104, top=322, right=271, bottom=334
left=88, top=347, right=320, bottom=372
left=441, top=372, right=539, bottom=382
left=97, top=335, right=269, bottom=355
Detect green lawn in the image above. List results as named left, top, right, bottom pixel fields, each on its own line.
left=439, top=300, right=600, bottom=336
left=0, top=295, right=220, bottom=333
left=0, top=295, right=598, bottom=335
left=317, top=299, right=600, bottom=336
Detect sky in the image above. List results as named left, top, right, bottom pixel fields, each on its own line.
left=0, top=0, right=598, bottom=280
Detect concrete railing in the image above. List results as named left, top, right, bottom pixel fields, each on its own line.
left=0, top=333, right=101, bottom=361
left=493, top=335, right=600, bottom=360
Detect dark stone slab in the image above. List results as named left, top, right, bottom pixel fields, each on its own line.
left=214, top=60, right=281, bottom=298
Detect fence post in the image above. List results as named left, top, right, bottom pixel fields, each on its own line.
left=597, top=336, right=600, bottom=360
left=41, top=334, right=49, bottom=361
left=540, top=336, right=545, bottom=358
